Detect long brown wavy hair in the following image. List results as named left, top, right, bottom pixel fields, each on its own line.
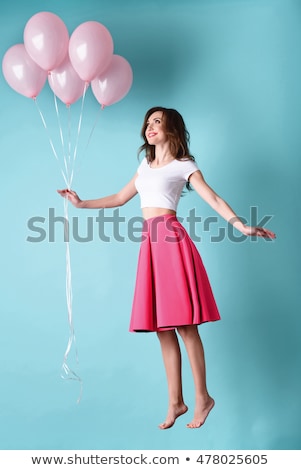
left=138, top=107, right=196, bottom=191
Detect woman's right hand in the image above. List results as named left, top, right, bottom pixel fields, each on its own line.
left=57, top=189, right=83, bottom=208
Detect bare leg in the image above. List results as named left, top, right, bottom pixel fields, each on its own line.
left=157, top=330, right=188, bottom=429
left=177, top=325, right=215, bottom=428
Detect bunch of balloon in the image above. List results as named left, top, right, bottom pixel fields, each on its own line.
left=2, top=11, right=133, bottom=178
left=2, top=11, right=133, bottom=401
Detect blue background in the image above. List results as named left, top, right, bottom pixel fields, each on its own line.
left=0, top=0, right=300, bottom=450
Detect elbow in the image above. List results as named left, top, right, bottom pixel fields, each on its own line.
left=115, top=193, right=126, bottom=207
left=116, top=191, right=136, bottom=207
left=208, top=194, right=221, bottom=211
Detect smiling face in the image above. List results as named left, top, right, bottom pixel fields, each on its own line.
left=145, top=111, right=168, bottom=146
left=140, top=107, right=192, bottom=163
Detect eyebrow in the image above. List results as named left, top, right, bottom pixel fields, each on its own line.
left=146, top=116, right=162, bottom=124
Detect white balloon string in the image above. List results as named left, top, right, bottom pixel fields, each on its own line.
left=34, top=98, right=69, bottom=187
left=72, top=82, right=89, bottom=169
left=53, top=93, right=65, bottom=153
left=34, top=97, right=83, bottom=403
left=74, top=105, right=104, bottom=177
left=53, top=93, right=72, bottom=185
left=68, top=105, right=72, bottom=165
left=68, top=106, right=75, bottom=188
left=85, top=105, right=103, bottom=149
left=61, top=196, right=83, bottom=404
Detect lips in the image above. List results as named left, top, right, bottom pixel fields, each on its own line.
left=148, top=133, right=157, bottom=138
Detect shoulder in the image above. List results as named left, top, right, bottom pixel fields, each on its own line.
left=174, top=157, right=198, bottom=167
left=173, top=158, right=199, bottom=180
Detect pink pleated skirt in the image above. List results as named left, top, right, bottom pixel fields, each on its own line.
left=129, top=214, right=220, bottom=332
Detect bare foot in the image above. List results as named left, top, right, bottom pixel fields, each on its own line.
left=186, top=397, right=215, bottom=429
left=159, top=403, right=188, bottom=430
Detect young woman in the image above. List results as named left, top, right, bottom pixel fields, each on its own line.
left=58, top=107, right=276, bottom=430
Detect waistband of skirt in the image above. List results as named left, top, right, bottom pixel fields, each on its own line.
left=143, top=213, right=178, bottom=226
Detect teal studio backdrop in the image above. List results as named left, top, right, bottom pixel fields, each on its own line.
left=0, top=0, right=300, bottom=451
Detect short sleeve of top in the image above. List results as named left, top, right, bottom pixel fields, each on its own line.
left=134, top=157, right=199, bottom=211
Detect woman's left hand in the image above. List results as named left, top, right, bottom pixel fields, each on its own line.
left=242, top=225, right=276, bottom=239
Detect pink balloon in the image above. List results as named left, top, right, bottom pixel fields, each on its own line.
left=91, top=55, right=133, bottom=107
left=48, top=57, right=86, bottom=106
left=69, top=21, right=114, bottom=82
left=24, top=12, right=69, bottom=71
left=2, top=43, right=47, bottom=98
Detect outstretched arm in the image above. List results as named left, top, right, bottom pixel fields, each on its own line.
left=57, top=173, right=138, bottom=209
left=189, top=170, right=276, bottom=239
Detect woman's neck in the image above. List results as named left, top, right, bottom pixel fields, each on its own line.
left=153, top=144, right=174, bottom=165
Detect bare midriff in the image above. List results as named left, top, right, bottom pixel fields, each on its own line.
left=142, top=207, right=176, bottom=220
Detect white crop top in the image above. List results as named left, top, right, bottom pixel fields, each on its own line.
left=135, top=157, right=199, bottom=211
